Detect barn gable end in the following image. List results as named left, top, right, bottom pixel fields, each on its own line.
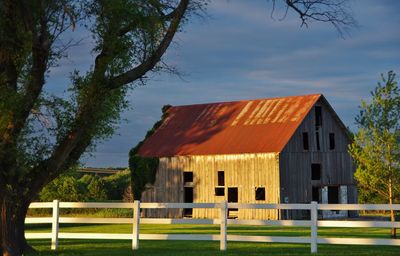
left=279, top=97, right=356, bottom=218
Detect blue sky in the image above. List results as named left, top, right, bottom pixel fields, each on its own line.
left=48, top=0, right=400, bottom=167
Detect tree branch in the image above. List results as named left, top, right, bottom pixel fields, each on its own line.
left=1, top=2, right=50, bottom=143
left=0, top=0, right=24, bottom=91
left=28, top=0, right=190, bottom=192
left=283, top=0, right=356, bottom=36
left=116, top=0, right=180, bottom=37
left=29, top=96, right=102, bottom=192
left=109, top=0, right=189, bottom=88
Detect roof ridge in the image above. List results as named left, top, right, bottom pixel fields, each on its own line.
left=171, top=93, right=323, bottom=108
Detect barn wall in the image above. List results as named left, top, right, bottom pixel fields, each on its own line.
left=141, top=153, right=280, bottom=219
left=140, top=158, right=183, bottom=218
left=279, top=99, right=357, bottom=212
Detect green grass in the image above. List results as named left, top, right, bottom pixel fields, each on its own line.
left=25, top=224, right=400, bottom=255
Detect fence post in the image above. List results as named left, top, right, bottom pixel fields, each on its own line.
left=132, top=200, right=141, bottom=250
left=220, top=201, right=228, bottom=251
left=51, top=199, right=60, bottom=250
left=310, top=201, right=318, bottom=253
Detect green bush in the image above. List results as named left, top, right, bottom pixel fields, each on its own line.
left=103, top=169, right=130, bottom=200
left=38, top=169, right=131, bottom=202
left=87, top=175, right=108, bottom=201
left=39, top=174, right=88, bottom=202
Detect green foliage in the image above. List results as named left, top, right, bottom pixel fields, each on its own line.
left=357, top=187, right=385, bottom=204
left=128, top=105, right=171, bottom=200
left=39, top=174, right=87, bottom=202
left=129, top=155, right=159, bottom=200
left=87, top=175, right=108, bottom=201
left=0, top=0, right=197, bottom=253
left=349, top=71, right=400, bottom=204
left=103, top=169, right=131, bottom=200
left=39, top=169, right=131, bottom=202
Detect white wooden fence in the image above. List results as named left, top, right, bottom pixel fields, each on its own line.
left=26, top=201, right=400, bottom=253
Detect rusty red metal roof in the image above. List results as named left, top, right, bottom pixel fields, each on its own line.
left=138, top=94, right=322, bottom=157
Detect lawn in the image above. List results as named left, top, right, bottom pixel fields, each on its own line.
left=25, top=224, right=400, bottom=255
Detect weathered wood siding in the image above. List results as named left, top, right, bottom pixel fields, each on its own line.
left=141, top=153, right=280, bottom=219
left=141, top=98, right=356, bottom=220
left=279, top=99, right=356, bottom=210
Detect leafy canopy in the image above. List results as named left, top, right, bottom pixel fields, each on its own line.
left=349, top=71, right=400, bottom=203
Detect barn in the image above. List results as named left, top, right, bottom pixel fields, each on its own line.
left=137, top=94, right=357, bottom=219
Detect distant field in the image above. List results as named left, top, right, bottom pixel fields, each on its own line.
left=26, top=224, right=400, bottom=255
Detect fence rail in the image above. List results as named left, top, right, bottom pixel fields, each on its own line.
left=26, top=201, right=400, bottom=253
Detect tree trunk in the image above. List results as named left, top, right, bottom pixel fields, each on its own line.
left=0, top=195, right=35, bottom=256
left=389, top=180, right=397, bottom=238
left=390, top=208, right=397, bottom=238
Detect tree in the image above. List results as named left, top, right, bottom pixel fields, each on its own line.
left=349, top=71, right=400, bottom=237
left=0, top=0, right=354, bottom=255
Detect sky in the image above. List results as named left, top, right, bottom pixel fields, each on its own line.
left=48, top=0, right=400, bottom=168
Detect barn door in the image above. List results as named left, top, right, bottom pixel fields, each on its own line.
left=183, top=187, right=193, bottom=217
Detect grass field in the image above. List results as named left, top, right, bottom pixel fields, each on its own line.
left=25, top=223, right=400, bottom=255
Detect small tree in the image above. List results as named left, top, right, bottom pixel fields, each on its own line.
left=349, top=71, right=400, bottom=237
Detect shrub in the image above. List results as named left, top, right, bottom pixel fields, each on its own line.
left=39, top=174, right=88, bottom=202
left=103, top=169, right=131, bottom=200
left=39, top=169, right=131, bottom=203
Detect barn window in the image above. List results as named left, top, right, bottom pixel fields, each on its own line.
left=215, top=187, right=225, bottom=196
left=228, top=188, right=238, bottom=203
left=311, top=164, right=321, bottom=180
left=228, top=187, right=239, bottom=214
left=183, top=172, right=193, bottom=183
left=329, top=133, right=335, bottom=150
left=315, top=131, right=320, bottom=150
left=312, top=187, right=320, bottom=202
left=255, top=187, right=266, bottom=201
left=328, top=186, right=339, bottom=204
left=217, top=171, right=225, bottom=186
left=315, top=106, right=322, bottom=127
left=302, top=132, right=309, bottom=150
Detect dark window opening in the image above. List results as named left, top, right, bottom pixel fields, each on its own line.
left=183, top=172, right=193, bottom=183
left=315, top=106, right=322, bottom=127
left=303, top=132, right=309, bottom=150
left=311, top=164, right=321, bottom=180
left=215, top=187, right=224, bottom=196
left=328, top=186, right=339, bottom=204
left=183, top=187, right=193, bottom=217
left=217, top=171, right=225, bottom=186
left=228, top=187, right=238, bottom=216
left=228, top=187, right=238, bottom=203
left=255, top=187, right=266, bottom=201
left=312, top=187, right=320, bottom=202
left=316, top=131, right=320, bottom=150
left=329, top=133, right=335, bottom=150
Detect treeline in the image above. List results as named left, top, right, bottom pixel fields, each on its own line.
left=38, top=169, right=131, bottom=202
